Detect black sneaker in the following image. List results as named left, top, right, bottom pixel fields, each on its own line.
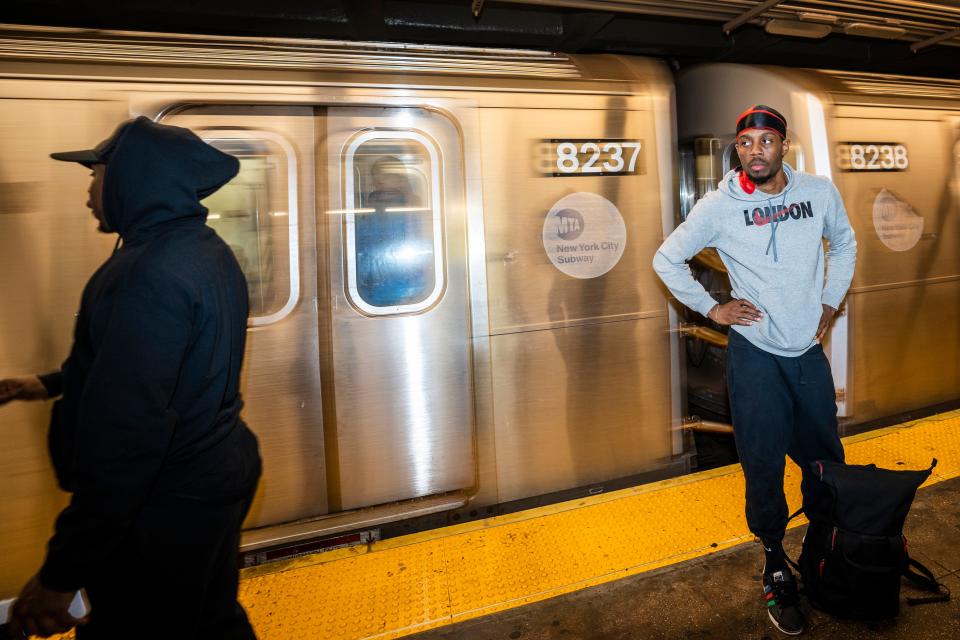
left=762, top=568, right=806, bottom=635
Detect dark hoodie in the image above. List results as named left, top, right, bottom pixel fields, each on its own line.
left=39, top=117, right=261, bottom=592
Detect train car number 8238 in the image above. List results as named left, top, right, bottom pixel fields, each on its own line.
left=836, top=142, right=909, bottom=172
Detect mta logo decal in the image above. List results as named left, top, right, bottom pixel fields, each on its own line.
left=555, top=208, right=584, bottom=240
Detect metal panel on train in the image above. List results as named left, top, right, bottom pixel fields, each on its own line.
left=479, top=103, right=675, bottom=499
left=0, top=27, right=680, bottom=596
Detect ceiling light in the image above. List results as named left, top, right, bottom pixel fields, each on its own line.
left=843, top=23, right=907, bottom=39
left=765, top=19, right=832, bottom=39
left=798, top=12, right=838, bottom=25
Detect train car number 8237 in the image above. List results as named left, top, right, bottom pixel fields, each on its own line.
left=541, top=139, right=644, bottom=177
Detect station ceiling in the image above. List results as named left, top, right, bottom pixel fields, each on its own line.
left=2, top=0, right=959, bottom=78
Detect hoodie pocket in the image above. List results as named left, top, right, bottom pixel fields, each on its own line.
left=756, top=286, right=820, bottom=352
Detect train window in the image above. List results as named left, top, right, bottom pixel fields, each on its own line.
left=343, top=130, right=445, bottom=315
left=694, top=138, right=723, bottom=200
left=723, top=142, right=738, bottom=174
left=201, top=134, right=300, bottom=325
left=680, top=137, right=724, bottom=219
left=787, top=143, right=805, bottom=172
left=678, top=145, right=695, bottom=220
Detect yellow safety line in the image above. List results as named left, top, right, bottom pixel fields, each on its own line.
left=41, top=410, right=960, bottom=640
left=239, top=459, right=751, bottom=581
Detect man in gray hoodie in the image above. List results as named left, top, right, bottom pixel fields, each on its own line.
left=653, top=105, right=856, bottom=635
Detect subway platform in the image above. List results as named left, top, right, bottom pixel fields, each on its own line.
left=45, top=410, right=959, bottom=640
left=409, top=475, right=960, bottom=640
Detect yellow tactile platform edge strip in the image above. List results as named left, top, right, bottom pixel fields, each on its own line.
left=41, top=410, right=960, bottom=640
left=233, top=409, right=960, bottom=640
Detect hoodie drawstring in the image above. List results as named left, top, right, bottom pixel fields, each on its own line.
left=766, top=218, right=780, bottom=262
left=764, top=195, right=787, bottom=263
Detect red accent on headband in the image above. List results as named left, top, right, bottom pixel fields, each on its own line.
left=736, top=104, right=759, bottom=123
left=736, top=106, right=786, bottom=128
left=739, top=168, right=756, bottom=194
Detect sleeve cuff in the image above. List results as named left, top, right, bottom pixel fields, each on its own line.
left=38, top=561, right=81, bottom=593
left=695, top=297, right=718, bottom=318
left=37, top=370, right=65, bottom=399
left=821, top=290, right=844, bottom=310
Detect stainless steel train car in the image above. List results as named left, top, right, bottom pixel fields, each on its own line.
left=0, top=25, right=680, bottom=595
left=676, top=65, right=960, bottom=429
left=0, top=25, right=957, bottom=598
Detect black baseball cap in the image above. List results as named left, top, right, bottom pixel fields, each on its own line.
left=50, top=119, right=134, bottom=167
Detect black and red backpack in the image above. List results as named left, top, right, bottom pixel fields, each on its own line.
left=796, top=459, right=950, bottom=620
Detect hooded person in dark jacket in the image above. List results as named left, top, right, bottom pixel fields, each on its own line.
left=1, top=116, right=261, bottom=639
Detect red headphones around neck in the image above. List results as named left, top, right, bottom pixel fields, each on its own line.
left=738, top=167, right=756, bottom=194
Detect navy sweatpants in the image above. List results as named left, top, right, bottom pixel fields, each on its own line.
left=726, top=329, right=845, bottom=543
left=75, top=489, right=258, bottom=640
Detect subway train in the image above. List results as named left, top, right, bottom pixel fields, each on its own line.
left=1, top=24, right=958, bottom=597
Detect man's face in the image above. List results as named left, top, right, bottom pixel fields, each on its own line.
left=87, top=163, right=110, bottom=232
left=735, top=129, right=789, bottom=185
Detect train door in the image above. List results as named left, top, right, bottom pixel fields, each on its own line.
left=163, top=106, right=328, bottom=530
left=323, top=106, right=476, bottom=512
left=166, top=104, right=476, bottom=534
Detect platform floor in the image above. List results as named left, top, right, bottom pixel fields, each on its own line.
left=39, top=409, right=960, bottom=640
left=409, top=474, right=960, bottom=640
left=232, top=409, right=959, bottom=640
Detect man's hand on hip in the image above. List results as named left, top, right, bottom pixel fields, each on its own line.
left=708, top=299, right=764, bottom=326
left=815, top=304, right=837, bottom=343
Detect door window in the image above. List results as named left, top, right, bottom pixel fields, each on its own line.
left=342, top=130, right=444, bottom=315
left=201, top=134, right=299, bottom=325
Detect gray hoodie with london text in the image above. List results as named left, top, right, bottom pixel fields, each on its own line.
left=653, top=163, right=857, bottom=357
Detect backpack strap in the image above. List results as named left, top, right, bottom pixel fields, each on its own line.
left=783, top=507, right=803, bottom=576
left=782, top=508, right=805, bottom=575
left=904, top=558, right=951, bottom=605
left=784, top=553, right=801, bottom=574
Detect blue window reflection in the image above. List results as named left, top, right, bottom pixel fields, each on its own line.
left=354, top=151, right=436, bottom=308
